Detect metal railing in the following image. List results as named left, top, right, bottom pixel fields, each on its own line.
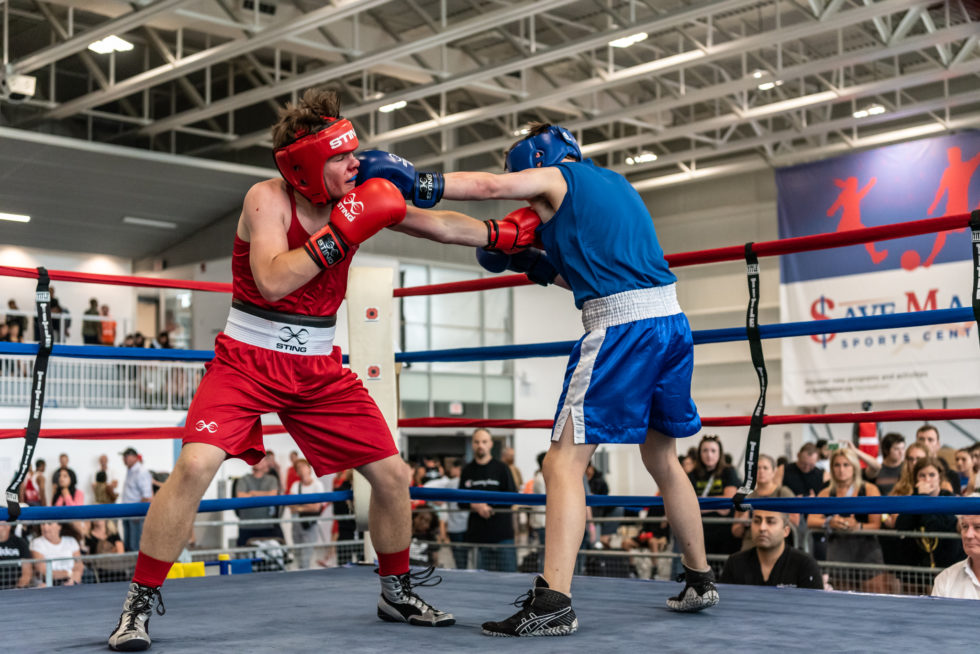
left=0, top=354, right=205, bottom=410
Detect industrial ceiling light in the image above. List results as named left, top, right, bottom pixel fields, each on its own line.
left=625, top=152, right=657, bottom=165
left=0, top=212, right=30, bottom=223
left=379, top=100, right=407, bottom=113
left=609, top=32, right=648, bottom=48
left=88, top=35, right=134, bottom=54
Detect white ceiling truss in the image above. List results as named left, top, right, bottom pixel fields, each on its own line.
left=2, top=0, right=979, bottom=189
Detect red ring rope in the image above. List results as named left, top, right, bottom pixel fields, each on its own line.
left=4, top=408, right=976, bottom=440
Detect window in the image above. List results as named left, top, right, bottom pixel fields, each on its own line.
left=399, top=264, right=513, bottom=419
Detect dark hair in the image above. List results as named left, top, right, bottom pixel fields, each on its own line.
left=536, top=452, right=547, bottom=469
left=815, top=439, right=829, bottom=449
left=692, top=435, right=729, bottom=478
left=54, top=468, right=77, bottom=503
left=95, top=471, right=107, bottom=483
left=798, top=442, right=818, bottom=456
left=912, top=456, right=944, bottom=481
left=504, top=121, right=552, bottom=169
left=271, top=88, right=343, bottom=149
left=880, top=432, right=906, bottom=457
left=916, top=424, right=939, bottom=438
left=35, top=458, right=45, bottom=469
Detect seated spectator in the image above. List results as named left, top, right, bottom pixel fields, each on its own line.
left=51, top=453, right=78, bottom=491
left=890, top=442, right=953, bottom=498
left=409, top=509, right=439, bottom=567
left=915, top=424, right=961, bottom=494
left=18, top=462, right=43, bottom=507
left=893, top=458, right=964, bottom=572
left=52, top=468, right=84, bottom=506
left=30, top=522, right=83, bottom=586
left=931, top=514, right=980, bottom=600
left=720, top=510, right=823, bottom=589
left=687, top=434, right=741, bottom=556
left=807, top=449, right=895, bottom=593
left=731, top=454, right=798, bottom=550
left=0, top=521, right=32, bottom=589
left=6, top=298, right=28, bottom=335
left=33, top=459, right=48, bottom=507
left=954, top=448, right=975, bottom=496
left=289, top=459, right=325, bottom=569
left=82, top=520, right=128, bottom=583
left=776, top=442, right=826, bottom=498
left=235, top=457, right=284, bottom=546
left=873, top=432, right=906, bottom=496
left=970, top=443, right=980, bottom=496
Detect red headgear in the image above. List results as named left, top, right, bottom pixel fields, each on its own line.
left=274, top=117, right=358, bottom=205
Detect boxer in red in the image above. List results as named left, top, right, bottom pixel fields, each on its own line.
left=108, top=88, right=540, bottom=651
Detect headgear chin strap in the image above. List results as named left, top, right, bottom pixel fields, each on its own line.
left=505, top=125, right=582, bottom=173
left=274, top=117, right=358, bottom=205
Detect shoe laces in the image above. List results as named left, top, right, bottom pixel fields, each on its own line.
left=401, top=565, right=443, bottom=592
left=129, top=586, right=166, bottom=619
left=510, top=589, right=534, bottom=611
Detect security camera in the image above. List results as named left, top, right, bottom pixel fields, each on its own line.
left=1, top=68, right=37, bottom=103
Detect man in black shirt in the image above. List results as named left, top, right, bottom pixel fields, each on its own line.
left=780, top=443, right=825, bottom=497
left=0, top=522, right=32, bottom=589
left=720, top=510, right=823, bottom=589
left=458, top=428, right=517, bottom=572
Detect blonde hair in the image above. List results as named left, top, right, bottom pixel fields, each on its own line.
left=891, top=442, right=929, bottom=496
left=271, top=88, right=343, bottom=149
left=828, top=449, right=862, bottom=494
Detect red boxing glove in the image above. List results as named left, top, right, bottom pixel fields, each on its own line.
left=303, top=178, right=407, bottom=268
left=484, top=207, right=541, bottom=252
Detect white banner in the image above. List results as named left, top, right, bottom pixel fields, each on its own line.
left=780, top=261, right=978, bottom=405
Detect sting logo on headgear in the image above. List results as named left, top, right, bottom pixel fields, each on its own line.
left=505, top=125, right=582, bottom=173
left=274, top=116, right=358, bottom=206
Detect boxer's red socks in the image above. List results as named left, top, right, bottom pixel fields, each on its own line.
left=133, top=551, right=173, bottom=588
left=377, top=548, right=410, bottom=577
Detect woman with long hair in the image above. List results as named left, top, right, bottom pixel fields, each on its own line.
left=53, top=467, right=84, bottom=506
left=807, top=449, right=896, bottom=593
left=687, top=435, right=740, bottom=556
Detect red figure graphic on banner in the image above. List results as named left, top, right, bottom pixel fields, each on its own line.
left=904, top=146, right=980, bottom=270
left=827, top=176, right=885, bottom=264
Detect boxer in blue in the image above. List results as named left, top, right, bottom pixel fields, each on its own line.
left=357, top=123, right=718, bottom=636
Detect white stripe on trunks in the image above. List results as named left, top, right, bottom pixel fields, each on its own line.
left=552, top=328, right=606, bottom=445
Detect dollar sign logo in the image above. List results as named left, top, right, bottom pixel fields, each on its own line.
left=810, top=295, right=835, bottom=348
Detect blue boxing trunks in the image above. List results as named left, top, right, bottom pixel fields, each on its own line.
left=552, top=285, right=701, bottom=445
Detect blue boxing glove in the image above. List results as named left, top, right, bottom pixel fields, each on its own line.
left=475, top=247, right=558, bottom=286
left=356, top=150, right=444, bottom=208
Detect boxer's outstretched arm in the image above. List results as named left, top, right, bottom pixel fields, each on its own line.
left=393, top=207, right=491, bottom=246
left=443, top=168, right=566, bottom=210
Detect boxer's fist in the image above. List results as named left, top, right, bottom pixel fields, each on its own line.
left=475, top=246, right=557, bottom=286
left=484, top=207, right=541, bottom=252
left=303, top=179, right=406, bottom=269
left=356, top=150, right=444, bottom=208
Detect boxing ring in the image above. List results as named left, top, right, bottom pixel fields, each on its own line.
left=3, top=210, right=980, bottom=649
left=5, top=565, right=979, bottom=653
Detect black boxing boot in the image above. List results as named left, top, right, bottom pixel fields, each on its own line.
left=666, top=562, right=720, bottom=612
left=482, top=576, right=578, bottom=637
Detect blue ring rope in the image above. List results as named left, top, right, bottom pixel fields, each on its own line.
left=4, top=487, right=979, bottom=521
left=0, top=307, right=969, bottom=364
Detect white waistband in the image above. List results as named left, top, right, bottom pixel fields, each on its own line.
left=224, top=306, right=336, bottom=356
left=581, top=285, right=681, bottom=331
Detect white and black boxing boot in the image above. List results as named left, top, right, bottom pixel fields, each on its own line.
left=482, top=576, right=578, bottom=637
left=666, top=563, right=720, bottom=612
left=108, top=582, right=165, bottom=651
left=377, top=566, right=455, bottom=627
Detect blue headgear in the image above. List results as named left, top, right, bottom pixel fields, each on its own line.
left=505, top=125, right=582, bottom=172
